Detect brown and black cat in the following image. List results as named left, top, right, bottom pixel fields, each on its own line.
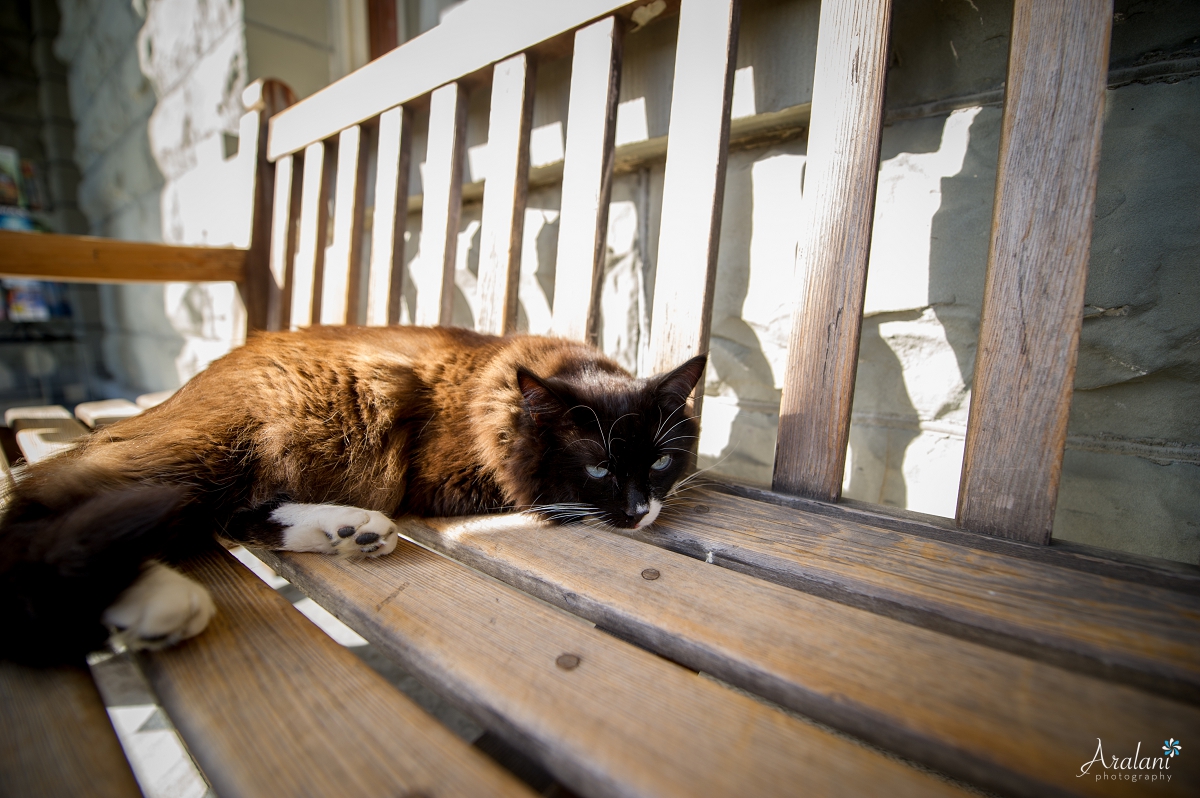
left=0, top=325, right=705, bottom=664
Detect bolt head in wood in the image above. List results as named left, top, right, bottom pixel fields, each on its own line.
left=555, top=653, right=581, bottom=670
left=641, top=568, right=660, bottom=580
left=693, top=504, right=710, bottom=514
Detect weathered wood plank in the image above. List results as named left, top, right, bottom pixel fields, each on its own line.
left=0, top=660, right=142, bottom=798
left=321, top=125, right=370, bottom=325
left=414, top=82, right=468, bottom=327
left=408, top=514, right=1200, bottom=797
left=138, top=546, right=531, bottom=798
left=957, top=0, right=1113, bottom=542
left=259, top=543, right=971, bottom=798
left=621, top=487, right=1200, bottom=703
left=267, top=0, right=660, bottom=160
left=74, top=399, right=140, bottom=429
left=266, top=153, right=302, bottom=330
left=290, top=140, right=336, bottom=329
left=476, top=53, right=537, bottom=336
left=365, top=105, right=412, bottom=326
left=9, top=407, right=88, bottom=464
left=0, top=230, right=245, bottom=284
left=551, top=16, right=623, bottom=343
left=646, top=0, right=741, bottom=385
left=772, top=0, right=894, bottom=501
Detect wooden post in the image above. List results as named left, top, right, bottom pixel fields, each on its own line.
left=291, top=140, right=337, bottom=329
left=365, top=106, right=413, bottom=326
left=415, top=82, right=468, bottom=327
left=771, top=0, right=894, bottom=502
left=321, top=125, right=371, bottom=325
left=957, top=0, right=1113, bottom=543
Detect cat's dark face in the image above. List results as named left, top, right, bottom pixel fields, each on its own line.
left=517, top=355, right=706, bottom=529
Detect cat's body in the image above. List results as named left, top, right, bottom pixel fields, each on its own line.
left=0, top=326, right=704, bottom=664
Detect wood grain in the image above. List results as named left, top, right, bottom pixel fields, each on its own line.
left=266, top=153, right=302, bottom=330
left=321, top=125, right=370, bottom=325
left=365, top=105, right=413, bottom=326
left=476, top=53, right=536, bottom=336
left=0, top=230, right=245, bottom=284
left=267, top=0, right=659, bottom=160
left=551, top=16, right=624, bottom=343
left=0, top=660, right=142, bottom=798
left=957, top=0, right=1113, bottom=543
left=415, top=82, right=468, bottom=327
left=138, top=546, right=531, bottom=798
left=258, top=543, right=971, bottom=798
left=290, top=140, right=336, bottom=329
left=771, top=0, right=894, bottom=501
left=645, top=0, right=740, bottom=389
left=10, top=408, right=88, bottom=464
left=408, top=513, right=1200, bottom=797
left=621, top=487, right=1200, bottom=703
left=74, top=398, right=140, bottom=428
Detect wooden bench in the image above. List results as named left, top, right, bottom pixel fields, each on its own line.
left=2, top=1, right=1197, bottom=796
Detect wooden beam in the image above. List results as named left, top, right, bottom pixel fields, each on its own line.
left=771, top=0, right=894, bottom=501
left=365, top=105, right=413, bottom=326
left=956, top=0, right=1113, bottom=543
left=476, top=53, right=536, bottom=336
left=0, top=230, right=245, bottom=284
left=267, top=0, right=662, bottom=161
left=290, top=140, right=336, bottom=329
left=321, top=125, right=371, bottom=325
left=414, top=82, right=468, bottom=327
left=645, top=0, right=741, bottom=385
left=550, top=16, right=623, bottom=343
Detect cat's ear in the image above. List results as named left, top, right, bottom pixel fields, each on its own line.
left=653, top=354, right=707, bottom=405
left=517, top=368, right=568, bottom=425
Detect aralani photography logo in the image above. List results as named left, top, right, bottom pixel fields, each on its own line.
left=1078, top=737, right=1182, bottom=783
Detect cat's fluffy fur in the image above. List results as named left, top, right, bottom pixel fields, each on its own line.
left=0, top=326, right=705, bottom=663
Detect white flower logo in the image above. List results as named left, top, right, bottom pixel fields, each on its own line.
left=1162, top=738, right=1182, bottom=757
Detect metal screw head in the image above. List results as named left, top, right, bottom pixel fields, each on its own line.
left=556, top=653, right=581, bottom=670
left=641, top=568, right=660, bottom=581
left=693, top=504, right=710, bottom=514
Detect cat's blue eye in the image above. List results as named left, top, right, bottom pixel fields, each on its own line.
left=651, top=454, right=672, bottom=471
left=586, top=464, right=610, bottom=479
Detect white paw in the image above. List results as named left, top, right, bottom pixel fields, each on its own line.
left=272, top=503, right=399, bottom=557
left=103, top=562, right=216, bottom=650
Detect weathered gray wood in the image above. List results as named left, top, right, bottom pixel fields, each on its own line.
left=620, top=487, right=1200, bottom=703
left=259, top=543, right=971, bottom=798
left=266, top=153, right=301, bottom=330
left=321, top=125, right=370, bottom=325
left=74, top=399, right=140, bottom=428
left=407, top=514, right=1200, bottom=797
left=290, top=140, right=336, bottom=329
left=138, top=546, right=532, bottom=798
left=365, top=105, right=412, bottom=326
left=772, top=0, right=894, bottom=501
left=0, top=660, right=142, bottom=798
left=476, top=54, right=537, bottom=336
left=551, top=16, right=623, bottom=343
left=957, top=0, right=1113, bottom=543
left=646, top=0, right=741, bottom=387
left=9, top=407, right=88, bottom=463
left=415, top=82, right=468, bottom=327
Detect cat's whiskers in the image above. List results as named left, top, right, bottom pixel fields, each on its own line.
left=653, top=403, right=685, bottom=443
left=654, top=414, right=693, bottom=446
left=606, top=413, right=637, bottom=456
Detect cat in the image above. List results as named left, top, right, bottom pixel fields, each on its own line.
left=0, top=325, right=706, bottom=664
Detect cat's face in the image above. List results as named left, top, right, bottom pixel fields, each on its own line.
left=517, top=355, right=706, bottom=529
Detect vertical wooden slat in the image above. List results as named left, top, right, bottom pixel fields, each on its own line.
left=415, top=82, right=468, bottom=327
left=267, top=153, right=303, bottom=330
left=771, top=0, right=894, bottom=502
left=366, top=105, right=413, bottom=326
left=476, top=54, right=537, bottom=336
left=645, top=0, right=741, bottom=385
left=291, top=140, right=336, bottom=329
left=957, top=0, right=1113, bottom=543
left=550, top=16, right=624, bottom=343
left=321, top=125, right=371, bottom=325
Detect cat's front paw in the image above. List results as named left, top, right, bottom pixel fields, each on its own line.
left=271, top=503, right=399, bottom=557
left=102, top=562, right=216, bottom=650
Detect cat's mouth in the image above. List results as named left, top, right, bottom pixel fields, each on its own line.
left=532, top=498, right=662, bottom=530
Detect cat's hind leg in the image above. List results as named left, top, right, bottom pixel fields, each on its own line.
left=103, top=561, right=216, bottom=650
left=226, top=501, right=398, bottom=557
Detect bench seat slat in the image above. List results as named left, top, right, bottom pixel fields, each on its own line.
left=415, top=82, right=469, bottom=327
left=551, top=16, right=624, bottom=343
left=258, top=543, right=972, bottom=798
left=622, top=488, right=1200, bottom=702
left=646, top=0, right=741, bottom=380
left=138, top=546, right=531, bottom=798
left=772, top=0, right=894, bottom=500
left=407, top=514, right=1200, bottom=797
left=366, top=106, right=413, bottom=326
left=0, top=661, right=142, bottom=798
